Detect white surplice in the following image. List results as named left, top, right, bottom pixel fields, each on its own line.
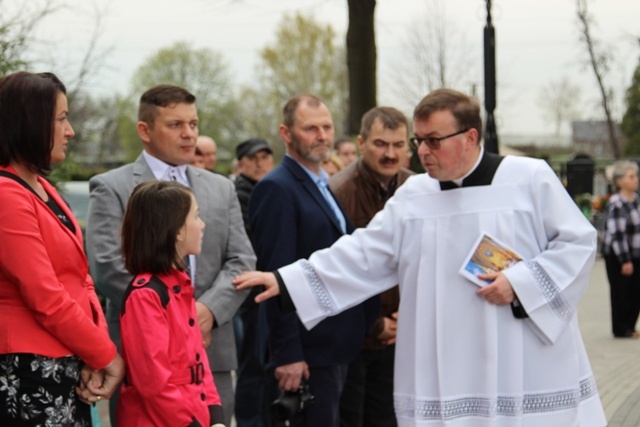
left=279, top=156, right=606, bottom=427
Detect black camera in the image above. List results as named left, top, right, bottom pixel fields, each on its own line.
left=271, top=382, right=315, bottom=422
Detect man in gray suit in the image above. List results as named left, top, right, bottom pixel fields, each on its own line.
left=86, top=84, right=256, bottom=426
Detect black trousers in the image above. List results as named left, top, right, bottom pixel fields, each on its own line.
left=604, top=254, right=640, bottom=337
left=339, top=345, right=397, bottom=427
left=234, top=300, right=270, bottom=427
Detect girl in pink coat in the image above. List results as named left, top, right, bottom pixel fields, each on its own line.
left=118, top=180, right=224, bottom=427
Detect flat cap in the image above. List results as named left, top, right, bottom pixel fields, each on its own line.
left=236, top=138, right=272, bottom=160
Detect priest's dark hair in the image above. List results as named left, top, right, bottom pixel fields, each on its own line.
left=413, top=89, right=483, bottom=142
left=121, top=180, right=193, bottom=275
left=0, top=71, right=67, bottom=175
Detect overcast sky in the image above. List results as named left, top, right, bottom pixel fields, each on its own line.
left=20, top=0, right=640, bottom=136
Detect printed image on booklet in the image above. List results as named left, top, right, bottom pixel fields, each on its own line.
left=460, top=233, right=523, bottom=287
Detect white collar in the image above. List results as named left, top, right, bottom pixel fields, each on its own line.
left=143, top=151, right=189, bottom=186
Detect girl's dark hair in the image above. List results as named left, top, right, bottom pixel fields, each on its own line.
left=0, top=71, right=67, bottom=174
left=121, top=180, right=193, bottom=276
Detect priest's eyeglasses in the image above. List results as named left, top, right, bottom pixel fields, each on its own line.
left=410, top=128, right=469, bottom=151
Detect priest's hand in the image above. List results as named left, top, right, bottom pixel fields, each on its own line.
left=476, top=272, right=515, bottom=305
left=275, top=361, right=310, bottom=392
left=233, top=271, right=280, bottom=303
left=378, top=312, right=398, bottom=346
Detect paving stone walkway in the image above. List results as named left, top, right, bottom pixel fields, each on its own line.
left=580, top=259, right=640, bottom=426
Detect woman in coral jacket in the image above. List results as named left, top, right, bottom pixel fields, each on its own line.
left=118, top=180, right=225, bottom=427
left=0, top=71, right=125, bottom=426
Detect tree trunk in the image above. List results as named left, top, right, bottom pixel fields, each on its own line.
left=346, top=0, right=377, bottom=135
left=576, top=0, right=620, bottom=158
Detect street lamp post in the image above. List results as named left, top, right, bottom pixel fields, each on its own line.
left=484, top=0, right=499, bottom=154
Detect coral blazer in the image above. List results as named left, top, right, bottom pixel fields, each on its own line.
left=0, top=165, right=115, bottom=369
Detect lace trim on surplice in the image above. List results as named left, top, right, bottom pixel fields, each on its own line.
left=523, top=260, right=573, bottom=323
left=394, top=375, right=599, bottom=420
left=300, top=259, right=338, bottom=314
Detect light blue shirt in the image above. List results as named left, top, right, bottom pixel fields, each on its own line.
left=288, top=154, right=347, bottom=234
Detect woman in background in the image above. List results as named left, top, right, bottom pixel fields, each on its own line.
left=0, top=71, right=124, bottom=426
left=321, top=153, right=344, bottom=177
left=602, top=160, right=640, bottom=338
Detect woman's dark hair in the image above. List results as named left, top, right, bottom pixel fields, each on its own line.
left=0, top=71, right=67, bottom=174
left=121, top=180, right=194, bottom=276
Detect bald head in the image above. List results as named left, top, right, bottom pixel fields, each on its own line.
left=196, top=136, right=217, bottom=170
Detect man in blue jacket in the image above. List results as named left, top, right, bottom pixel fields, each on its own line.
left=249, top=94, right=377, bottom=427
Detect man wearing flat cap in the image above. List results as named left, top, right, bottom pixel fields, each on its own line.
left=234, top=138, right=274, bottom=236
left=233, top=137, right=274, bottom=427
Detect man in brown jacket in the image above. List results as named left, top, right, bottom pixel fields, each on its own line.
left=329, top=106, right=414, bottom=427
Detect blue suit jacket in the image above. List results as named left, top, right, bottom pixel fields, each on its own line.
left=249, top=155, right=378, bottom=368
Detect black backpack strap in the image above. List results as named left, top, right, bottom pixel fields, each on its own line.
left=0, top=170, right=42, bottom=200
left=121, top=275, right=170, bottom=317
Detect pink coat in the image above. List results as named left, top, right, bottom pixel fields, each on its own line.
left=118, top=269, right=223, bottom=426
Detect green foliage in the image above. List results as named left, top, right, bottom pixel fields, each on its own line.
left=114, top=97, right=141, bottom=163
left=0, top=0, right=59, bottom=75
left=49, top=156, right=83, bottom=187
left=622, top=56, right=640, bottom=156
left=235, top=86, right=285, bottom=161
left=130, top=41, right=232, bottom=105
left=574, top=192, right=593, bottom=218
left=0, top=25, right=28, bottom=74
left=66, top=93, right=126, bottom=168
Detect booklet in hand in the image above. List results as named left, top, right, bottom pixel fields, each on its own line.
left=460, top=233, right=522, bottom=287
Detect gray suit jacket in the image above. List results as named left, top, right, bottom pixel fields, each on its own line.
left=86, top=153, right=256, bottom=371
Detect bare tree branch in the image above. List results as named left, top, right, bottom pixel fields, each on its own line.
left=537, top=77, right=582, bottom=136
left=66, top=0, right=115, bottom=101
left=389, top=0, right=476, bottom=111
left=576, top=0, right=620, bottom=157
left=0, top=0, right=61, bottom=73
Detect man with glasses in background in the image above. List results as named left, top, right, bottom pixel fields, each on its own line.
left=235, top=88, right=606, bottom=427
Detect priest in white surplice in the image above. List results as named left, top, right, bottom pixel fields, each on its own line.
left=234, top=89, right=606, bottom=427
